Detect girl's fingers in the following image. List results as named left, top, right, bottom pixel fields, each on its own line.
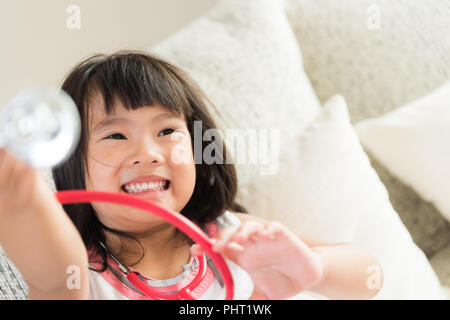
left=230, top=221, right=266, bottom=244
left=0, top=149, right=21, bottom=212
left=219, top=241, right=245, bottom=262
left=265, top=221, right=285, bottom=238
left=213, top=225, right=239, bottom=250
left=205, top=221, right=287, bottom=254
left=0, top=149, right=6, bottom=191
left=212, top=221, right=266, bottom=252
left=0, top=149, right=17, bottom=189
left=0, top=148, right=42, bottom=215
left=0, top=147, right=5, bottom=162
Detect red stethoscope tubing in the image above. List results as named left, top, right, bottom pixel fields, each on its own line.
left=55, top=190, right=234, bottom=300
left=126, top=253, right=207, bottom=300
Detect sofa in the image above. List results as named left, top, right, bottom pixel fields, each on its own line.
left=1, top=0, right=449, bottom=299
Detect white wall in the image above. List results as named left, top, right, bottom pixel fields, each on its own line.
left=0, top=0, right=218, bottom=107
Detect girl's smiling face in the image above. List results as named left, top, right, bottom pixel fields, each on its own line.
left=84, top=94, right=196, bottom=234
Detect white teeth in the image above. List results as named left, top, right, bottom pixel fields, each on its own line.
left=124, top=180, right=167, bottom=194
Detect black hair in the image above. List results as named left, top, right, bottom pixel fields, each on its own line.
left=52, top=51, right=247, bottom=272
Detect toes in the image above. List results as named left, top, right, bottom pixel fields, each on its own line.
left=230, top=221, right=265, bottom=244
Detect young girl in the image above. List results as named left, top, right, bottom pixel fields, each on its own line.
left=0, top=51, right=383, bottom=300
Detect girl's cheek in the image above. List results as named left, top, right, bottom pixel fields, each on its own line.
left=85, top=156, right=117, bottom=191
left=89, top=144, right=129, bottom=169
left=169, top=132, right=194, bottom=166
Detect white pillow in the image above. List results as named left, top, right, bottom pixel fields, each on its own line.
left=355, top=82, right=450, bottom=223
left=250, top=95, right=445, bottom=299
left=282, top=0, right=450, bottom=259
left=150, top=0, right=321, bottom=190
left=150, top=0, right=444, bottom=299
left=282, top=0, right=450, bottom=123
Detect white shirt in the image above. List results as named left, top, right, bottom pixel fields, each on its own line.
left=88, top=211, right=254, bottom=300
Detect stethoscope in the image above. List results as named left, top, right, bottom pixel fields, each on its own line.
left=56, top=189, right=235, bottom=300
left=99, top=241, right=208, bottom=300
left=0, top=87, right=235, bottom=300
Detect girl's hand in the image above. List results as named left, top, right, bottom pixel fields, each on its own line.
left=0, top=147, right=90, bottom=299
left=191, top=220, right=324, bottom=300
left=0, top=147, right=51, bottom=217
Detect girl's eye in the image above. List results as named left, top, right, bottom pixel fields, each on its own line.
left=158, top=128, right=175, bottom=137
left=104, top=133, right=126, bottom=140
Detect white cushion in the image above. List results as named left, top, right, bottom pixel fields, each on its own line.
left=443, top=286, right=450, bottom=299
left=271, top=95, right=444, bottom=299
left=150, top=0, right=321, bottom=189
left=247, top=95, right=369, bottom=244
left=148, top=0, right=443, bottom=299
left=282, top=0, right=450, bottom=123
left=355, top=82, right=450, bottom=223
left=282, top=0, right=450, bottom=259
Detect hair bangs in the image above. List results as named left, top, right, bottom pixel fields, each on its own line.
left=85, top=53, right=192, bottom=120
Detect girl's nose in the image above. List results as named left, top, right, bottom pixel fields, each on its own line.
left=129, top=136, right=165, bottom=167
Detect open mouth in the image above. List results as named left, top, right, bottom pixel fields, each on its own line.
left=121, top=180, right=171, bottom=194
